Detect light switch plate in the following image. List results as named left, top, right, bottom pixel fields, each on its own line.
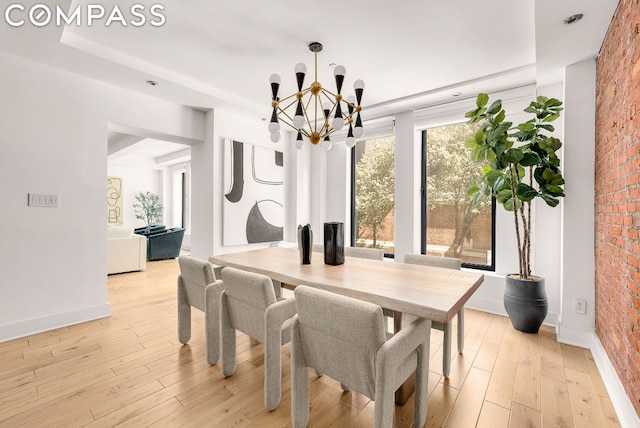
left=28, top=193, right=59, bottom=207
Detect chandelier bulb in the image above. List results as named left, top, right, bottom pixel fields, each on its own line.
left=331, top=116, right=344, bottom=131
left=345, top=136, right=356, bottom=148
left=321, top=138, right=333, bottom=151
left=295, top=63, right=307, bottom=74
left=353, top=126, right=364, bottom=138
left=270, top=132, right=281, bottom=143
left=269, top=73, right=281, bottom=85
left=293, top=115, right=306, bottom=129
left=333, top=65, right=346, bottom=78
left=268, top=121, right=280, bottom=135
left=354, top=79, right=365, bottom=90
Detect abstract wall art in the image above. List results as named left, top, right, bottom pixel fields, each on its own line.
left=107, top=176, right=123, bottom=225
left=223, top=139, right=284, bottom=245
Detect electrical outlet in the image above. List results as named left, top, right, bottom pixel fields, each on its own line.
left=575, top=298, right=587, bottom=315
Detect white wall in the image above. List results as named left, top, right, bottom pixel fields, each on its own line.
left=0, top=51, right=205, bottom=341
left=107, top=164, right=162, bottom=228
left=558, top=59, right=597, bottom=346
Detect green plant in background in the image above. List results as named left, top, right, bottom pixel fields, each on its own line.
left=465, top=93, right=565, bottom=279
left=133, top=191, right=163, bottom=226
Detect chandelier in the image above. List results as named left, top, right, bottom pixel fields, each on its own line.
left=268, top=42, right=364, bottom=150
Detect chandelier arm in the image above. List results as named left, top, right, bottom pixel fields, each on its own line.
left=279, top=97, right=299, bottom=112
left=300, top=97, right=314, bottom=135
left=320, top=90, right=339, bottom=117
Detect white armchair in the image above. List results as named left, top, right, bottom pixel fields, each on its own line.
left=177, top=256, right=224, bottom=365
left=291, top=285, right=431, bottom=428
left=220, top=267, right=297, bottom=410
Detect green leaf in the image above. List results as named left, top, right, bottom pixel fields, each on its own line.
left=520, top=152, right=541, bottom=166
left=541, top=194, right=560, bottom=207
left=506, top=148, right=524, bottom=163
left=465, top=136, right=479, bottom=149
left=486, top=100, right=502, bottom=115
left=495, top=110, right=505, bottom=123
left=544, top=184, right=565, bottom=196
left=476, top=93, right=489, bottom=108
left=543, top=112, right=560, bottom=122
left=516, top=183, right=538, bottom=201
left=494, top=141, right=507, bottom=156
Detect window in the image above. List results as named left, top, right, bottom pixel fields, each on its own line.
left=351, top=136, right=395, bottom=257
left=421, top=123, right=495, bottom=270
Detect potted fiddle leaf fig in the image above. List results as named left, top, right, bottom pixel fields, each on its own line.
left=465, top=93, right=565, bottom=333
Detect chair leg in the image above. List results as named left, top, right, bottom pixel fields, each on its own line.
left=177, top=281, right=191, bottom=344
left=204, top=285, right=221, bottom=365
left=457, top=308, right=464, bottom=354
left=443, top=322, right=452, bottom=378
left=414, top=342, right=430, bottom=428
left=264, top=329, right=283, bottom=411
left=291, top=322, right=309, bottom=428
left=220, top=296, right=237, bottom=377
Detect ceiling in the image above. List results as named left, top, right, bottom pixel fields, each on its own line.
left=1, top=0, right=620, bottom=164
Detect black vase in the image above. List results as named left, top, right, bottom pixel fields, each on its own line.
left=297, top=224, right=312, bottom=264
left=323, top=222, right=344, bottom=265
left=503, top=275, right=548, bottom=333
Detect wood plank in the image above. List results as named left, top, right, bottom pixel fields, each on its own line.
left=443, top=367, right=491, bottom=427
left=485, top=358, right=517, bottom=409
left=509, top=402, right=541, bottom=428
left=541, top=376, right=574, bottom=428
left=513, top=333, right=541, bottom=410
left=565, top=368, right=608, bottom=427
left=476, top=401, right=510, bottom=428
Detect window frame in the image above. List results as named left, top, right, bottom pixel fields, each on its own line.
left=420, top=128, right=496, bottom=271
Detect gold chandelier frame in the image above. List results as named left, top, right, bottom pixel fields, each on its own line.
left=268, top=42, right=364, bottom=150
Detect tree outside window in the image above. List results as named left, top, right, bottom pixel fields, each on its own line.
left=353, top=137, right=395, bottom=255
left=424, top=123, right=494, bottom=268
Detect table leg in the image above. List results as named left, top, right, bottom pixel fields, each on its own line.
left=457, top=308, right=464, bottom=354
left=443, top=322, right=452, bottom=378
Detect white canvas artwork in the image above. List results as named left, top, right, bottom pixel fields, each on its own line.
left=223, top=139, right=284, bottom=246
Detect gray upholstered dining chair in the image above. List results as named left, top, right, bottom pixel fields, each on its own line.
left=290, top=285, right=430, bottom=428
left=403, top=253, right=463, bottom=377
left=345, top=246, right=384, bottom=260
left=220, top=267, right=297, bottom=411
left=177, top=256, right=224, bottom=365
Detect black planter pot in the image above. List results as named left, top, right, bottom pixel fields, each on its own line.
left=503, top=275, right=548, bottom=333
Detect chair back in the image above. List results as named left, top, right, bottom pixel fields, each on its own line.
left=344, top=246, right=384, bottom=260
left=178, top=256, right=216, bottom=311
left=221, top=267, right=277, bottom=339
left=293, top=285, right=386, bottom=398
left=403, top=253, right=461, bottom=270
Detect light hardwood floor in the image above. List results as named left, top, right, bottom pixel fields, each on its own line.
left=0, top=259, right=621, bottom=427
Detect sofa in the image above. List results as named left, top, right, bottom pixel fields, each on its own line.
left=146, top=227, right=186, bottom=261
left=107, top=226, right=147, bottom=274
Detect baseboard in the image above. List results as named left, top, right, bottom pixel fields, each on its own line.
left=556, top=322, right=595, bottom=348
left=466, top=297, right=559, bottom=327
left=591, top=334, right=640, bottom=428
left=0, top=303, right=111, bottom=343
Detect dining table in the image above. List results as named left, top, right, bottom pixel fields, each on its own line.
left=209, top=246, right=484, bottom=403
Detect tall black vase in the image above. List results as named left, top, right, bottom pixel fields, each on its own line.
left=297, top=224, right=312, bottom=264
left=323, top=222, right=344, bottom=265
left=503, top=275, right=548, bottom=333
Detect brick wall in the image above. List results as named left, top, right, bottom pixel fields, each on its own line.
left=595, top=0, right=640, bottom=417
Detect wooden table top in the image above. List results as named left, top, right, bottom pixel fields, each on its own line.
left=209, top=247, right=484, bottom=324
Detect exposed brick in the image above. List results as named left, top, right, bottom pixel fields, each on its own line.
left=596, top=0, right=640, bottom=418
